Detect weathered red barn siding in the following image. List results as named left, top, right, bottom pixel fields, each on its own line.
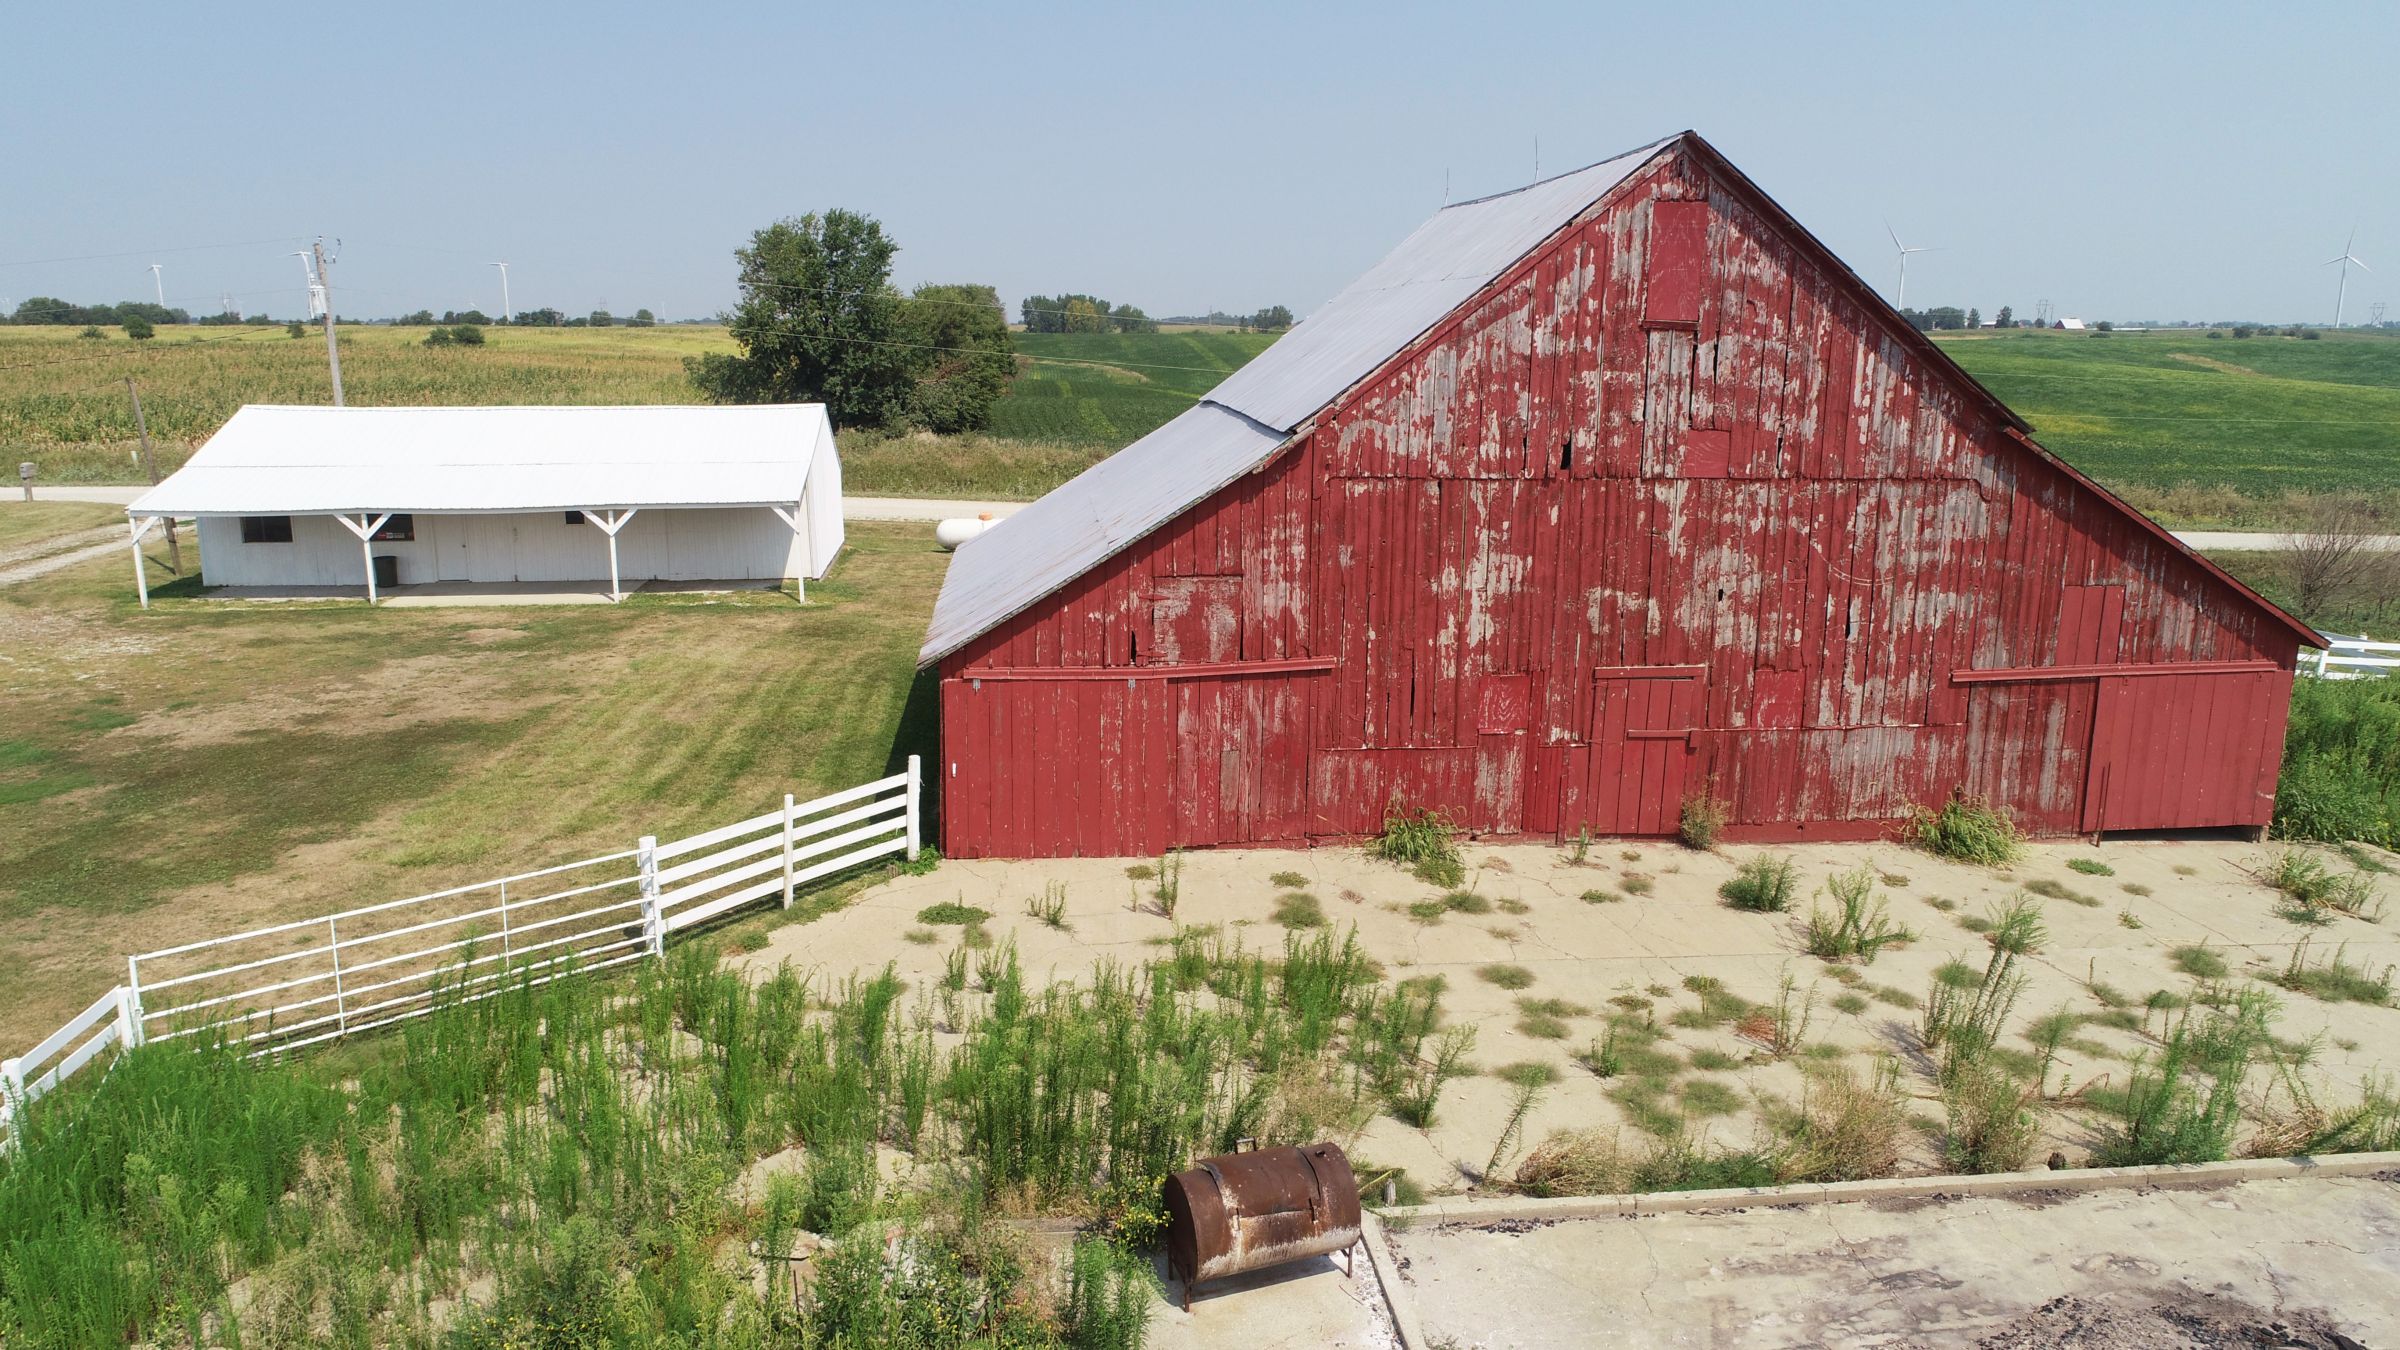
left=937, top=144, right=2305, bottom=857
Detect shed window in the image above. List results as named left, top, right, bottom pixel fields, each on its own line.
left=370, top=514, right=415, bottom=541
left=239, top=515, right=294, bottom=544
left=563, top=511, right=586, bottom=525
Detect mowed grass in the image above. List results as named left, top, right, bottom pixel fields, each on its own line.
left=0, top=500, right=122, bottom=553
left=1932, top=328, right=2400, bottom=495
left=0, top=520, right=945, bottom=1046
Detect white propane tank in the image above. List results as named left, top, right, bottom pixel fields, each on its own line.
left=935, top=513, right=996, bottom=551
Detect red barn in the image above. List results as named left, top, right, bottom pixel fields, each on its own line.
left=921, top=131, right=2321, bottom=858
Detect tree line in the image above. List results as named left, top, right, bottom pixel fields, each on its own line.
left=1018, top=294, right=1157, bottom=334
left=7, top=298, right=198, bottom=326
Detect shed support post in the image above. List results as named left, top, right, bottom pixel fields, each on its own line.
left=905, top=754, right=922, bottom=861
left=638, top=834, right=663, bottom=956
left=333, top=512, right=393, bottom=605
left=581, top=509, right=638, bottom=602
left=768, top=503, right=808, bottom=603
left=128, top=516, right=154, bottom=609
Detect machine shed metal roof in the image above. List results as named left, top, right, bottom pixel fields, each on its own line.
left=919, top=136, right=1681, bottom=667
left=129, top=403, right=834, bottom=517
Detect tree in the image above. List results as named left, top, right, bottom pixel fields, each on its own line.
left=628, top=308, right=657, bottom=327
left=1250, top=305, right=1294, bottom=331
left=1994, top=305, right=2013, bottom=329
left=397, top=310, right=436, bottom=325
left=286, top=320, right=306, bottom=338
left=1966, top=308, right=1981, bottom=329
left=441, top=309, right=493, bottom=326
left=2279, top=495, right=2399, bottom=620
left=687, top=210, right=920, bottom=428
left=513, top=307, right=563, bottom=327
left=123, top=316, right=154, bottom=340
left=589, top=310, right=615, bottom=327
left=898, top=283, right=1015, bottom=433
left=1109, top=303, right=1157, bottom=334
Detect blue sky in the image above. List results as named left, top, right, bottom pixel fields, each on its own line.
left=5, top=2, right=2393, bottom=326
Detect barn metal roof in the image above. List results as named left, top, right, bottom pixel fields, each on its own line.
left=1207, top=136, right=1674, bottom=433
left=917, top=401, right=1287, bottom=664
left=127, top=404, right=833, bottom=517
left=919, top=136, right=1681, bottom=667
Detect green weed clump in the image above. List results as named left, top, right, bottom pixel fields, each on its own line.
left=2092, top=993, right=2277, bottom=1167
left=1802, top=865, right=1914, bottom=963
left=1720, top=853, right=1800, bottom=912
left=1373, top=797, right=1464, bottom=887
left=2273, top=676, right=2400, bottom=848
left=1478, top=964, right=1535, bottom=990
left=2023, top=877, right=2101, bottom=907
left=1268, top=870, right=1309, bottom=889
left=1678, top=792, right=1728, bottom=850
left=2257, top=848, right=2382, bottom=921
left=1271, top=892, right=1327, bottom=928
left=1024, top=880, right=1070, bottom=929
left=916, top=900, right=991, bottom=925
left=2169, top=943, right=2230, bottom=980
left=1905, top=796, right=2025, bottom=865
left=2274, top=937, right=2395, bottom=1005
left=2067, top=858, right=2115, bottom=877
left=1620, top=873, right=1656, bottom=896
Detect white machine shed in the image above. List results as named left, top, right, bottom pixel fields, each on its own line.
left=126, top=403, right=844, bottom=604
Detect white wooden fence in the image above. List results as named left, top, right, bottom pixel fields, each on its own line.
left=1, top=760, right=920, bottom=1144
left=2307, top=637, right=2400, bottom=681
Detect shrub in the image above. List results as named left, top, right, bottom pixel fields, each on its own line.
left=1720, top=853, right=1799, bottom=912
left=1780, top=1058, right=1908, bottom=1182
left=123, top=316, right=154, bottom=340
left=1678, top=792, right=1728, bottom=850
left=1941, top=1057, right=2042, bottom=1173
left=1802, top=865, right=1913, bottom=963
left=1905, top=796, right=2024, bottom=865
left=2274, top=677, right=2400, bottom=847
left=1374, top=797, right=1464, bottom=886
left=78, top=324, right=105, bottom=339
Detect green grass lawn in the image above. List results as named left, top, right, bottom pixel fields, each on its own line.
left=0, top=521, right=945, bottom=1047
left=1934, top=328, right=2400, bottom=497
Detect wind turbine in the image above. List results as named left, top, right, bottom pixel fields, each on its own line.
left=2324, top=229, right=2371, bottom=327
left=490, top=261, right=512, bottom=322
left=1887, top=223, right=1932, bottom=310
left=148, top=263, right=164, bottom=307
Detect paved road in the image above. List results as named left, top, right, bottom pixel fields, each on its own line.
left=1386, top=1171, right=2400, bottom=1348
left=6, top=486, right=1026, bottom=523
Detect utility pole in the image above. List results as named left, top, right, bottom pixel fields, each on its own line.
left=126, top=379, right=180, bottom=575
left=314, top=237, right=345, bottom=406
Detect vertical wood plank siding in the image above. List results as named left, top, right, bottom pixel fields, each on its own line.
left=937, top=149, right=2302, bottom=857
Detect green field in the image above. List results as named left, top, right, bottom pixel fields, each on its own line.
left=1933, top=328, right=2400, bottom=501
left=987, top=331, right=1279, bottom=443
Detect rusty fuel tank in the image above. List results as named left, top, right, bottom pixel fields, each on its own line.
left=1162, top=1142, right=1361, bottom=1307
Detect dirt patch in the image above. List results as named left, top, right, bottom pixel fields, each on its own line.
left=124, top=653, right=542, bottom=747
left=0, top=523, right=122, bottom=571
left=1976, top=1292, right=2364, bottom=1348
left=2168, top=353, right=2265, bottom=378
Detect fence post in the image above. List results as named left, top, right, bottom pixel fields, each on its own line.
left=905, top=755, right=923, bottom=862
left=781, top=793, right=797, bottom=909
left=121, top=957, right=146, bottom=1048
left=327, top=917, right=348, bottom=1035
left=638, top=835, right=663, bottom=956
left=0, top=1056, right=20, bottom=1150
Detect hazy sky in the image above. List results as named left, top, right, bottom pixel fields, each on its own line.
left=6, top=2, right=2393, bottom=327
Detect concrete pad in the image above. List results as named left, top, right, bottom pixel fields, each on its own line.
left=1384, top=1171, right=2400, bottom=1347
left=1147, top=1241, right=1400, bottom=1350
left=742, top=838, right=2400, bottom=1203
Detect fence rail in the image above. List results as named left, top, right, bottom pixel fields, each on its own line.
left=1, top=758, right=921, bottom=1144
left=2307, top=637, right=2400, bottom=681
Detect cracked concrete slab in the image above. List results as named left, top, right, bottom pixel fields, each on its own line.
left=1383, top=1171, right=2400, bottom=1347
